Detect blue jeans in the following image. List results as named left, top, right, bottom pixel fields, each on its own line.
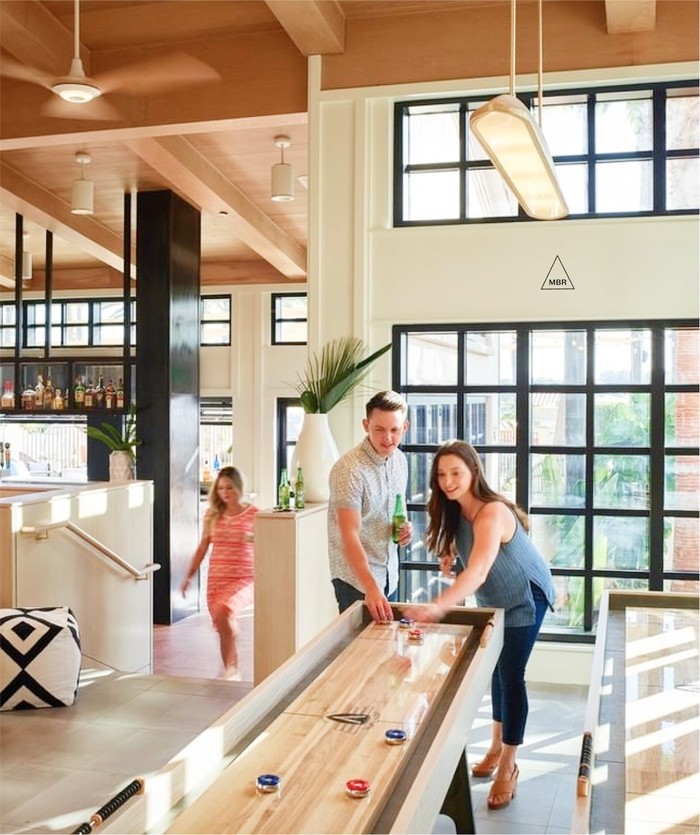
left=491, top=583, right=549, bottom=746
left=332, top=577, right=398, bottom=614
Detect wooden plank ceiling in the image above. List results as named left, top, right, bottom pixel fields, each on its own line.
left=0, top=0, right=670, bottom=291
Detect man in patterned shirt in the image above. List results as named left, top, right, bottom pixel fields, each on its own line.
left=328, top=390, right=414, bottom=621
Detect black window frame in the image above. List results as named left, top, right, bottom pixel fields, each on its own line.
left=394, top=79, right=699, bottom=226
left=392, top=319, right=700, bottom=642
left=271, top=292, right=308, bottom=345
left=200, top=294, right=232, bottom=347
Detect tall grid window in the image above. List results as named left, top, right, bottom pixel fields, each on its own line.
left=276, top=397, right=304, bottom=485
left=393, top=321, right=699, bottom=640
left=395, top=81, right=699, bottom=224
left=272, top=293, right=308, bottom=345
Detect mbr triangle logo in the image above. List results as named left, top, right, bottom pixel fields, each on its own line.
left=541, top=256, right=575, bottom=290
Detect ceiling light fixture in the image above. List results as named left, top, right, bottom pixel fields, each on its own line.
left=71, top=152, right=94, bottom=215
left=21, top=231, right=32, bottom=280
left=51, top=0, right=102, bottom=103
left=470, top=0, right=568, bottom=221
left=271, top=135, right=294, bottom=202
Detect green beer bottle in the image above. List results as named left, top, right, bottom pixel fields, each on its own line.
left=278, top=468, right=290, bottom=509
left=392, top=493, right=407, bottom=544
left=294, top=466, right=305, bottom=509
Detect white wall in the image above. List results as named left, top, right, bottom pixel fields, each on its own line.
left=309, top=66, right=700, bottom=456
left=200, top=283, right=307, bottom=509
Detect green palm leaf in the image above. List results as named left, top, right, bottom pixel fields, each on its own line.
left=293, top=337, right=391, bottom=413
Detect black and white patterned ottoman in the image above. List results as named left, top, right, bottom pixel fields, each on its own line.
left=0, top=606, right=81, bottom=710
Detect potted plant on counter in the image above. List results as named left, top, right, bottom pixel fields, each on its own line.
left=290, top=336, right=391, bottom=501
left=85, top=404, right=141, bottom=481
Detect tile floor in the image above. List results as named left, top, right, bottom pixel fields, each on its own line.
left=1, top=609, right=588, bottom=835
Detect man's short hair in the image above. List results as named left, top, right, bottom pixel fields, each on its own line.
left=365, top=390, right=407, bottom=418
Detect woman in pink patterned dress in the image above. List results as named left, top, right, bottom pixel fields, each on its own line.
left=181, top=466, right=259, bottom=679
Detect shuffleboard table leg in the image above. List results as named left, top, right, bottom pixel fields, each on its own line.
left=439, top=748, right=474, bottom=834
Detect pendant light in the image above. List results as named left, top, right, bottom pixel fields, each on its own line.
left=71, top=152, right=94, bottom=215
left=470, top=0, right=568, bottom=221
left=271, top=135, right=295, bottom=202
left=21, top=231, right=32, bottom=280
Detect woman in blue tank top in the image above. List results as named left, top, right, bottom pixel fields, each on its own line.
left=407, top=440, right=555, bottom=812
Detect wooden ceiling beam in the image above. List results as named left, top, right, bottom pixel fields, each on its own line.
left=0, top=161, right=125, bottom=273
left=125, top=135, right=307, bottom=279
left=264, top=0, right=345, bottom=56
left=605, top=0, right=656, bottom=34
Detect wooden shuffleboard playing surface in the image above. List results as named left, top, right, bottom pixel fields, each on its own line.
left=572, top=591, right=699, bottom=835
left=98, top=602, right=503, bottom=835
left=168, top=619, right=474, bottom=834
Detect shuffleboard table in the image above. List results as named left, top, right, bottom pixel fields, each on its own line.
left=571, top=590, right=699, bottom=835
left=99, top=601, right=503, bottom=835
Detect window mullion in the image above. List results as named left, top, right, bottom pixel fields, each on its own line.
left=584, top=325, right=597, bottom=633
left=648, top=326, right=667, bottom=589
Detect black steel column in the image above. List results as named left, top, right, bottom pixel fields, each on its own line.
left=136, top=190, right=200, bottom=625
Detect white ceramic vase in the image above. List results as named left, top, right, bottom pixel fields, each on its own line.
left=290, top=413, right=339, bottom=502
left=109, top=450, right=135, bottom=481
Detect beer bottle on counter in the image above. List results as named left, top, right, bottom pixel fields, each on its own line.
left=94, top=375, right=105, bottom=409
left=294, top=466, right=305, bottom=509
left=277, top=468, right=290, bottom=509
left=104, top=379, right=116, bottom=410
left=116, top=378, right=125, bottom=410
left=34, top=374, right=45, bottom=409
left=84, top=379, right=95, bottom=409
left=392, top=494, right=407, bottom=544
left=74, top=376, right=85, bottom=409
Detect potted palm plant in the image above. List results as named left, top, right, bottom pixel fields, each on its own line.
left=85, top=404, right=141, bottom=481
left=290, top=337, right=391, bottom=501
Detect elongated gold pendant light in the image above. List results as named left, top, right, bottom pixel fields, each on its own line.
left=470, top=0, right=568, bottom=220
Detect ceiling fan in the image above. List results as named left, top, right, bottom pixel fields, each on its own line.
left=1, top=0, right=220, bottom=119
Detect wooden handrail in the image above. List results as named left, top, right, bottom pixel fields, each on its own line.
left=19, top=521, right=159, bottom=581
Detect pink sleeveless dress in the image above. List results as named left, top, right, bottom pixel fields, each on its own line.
left=206, top=504, right=259, bottom=629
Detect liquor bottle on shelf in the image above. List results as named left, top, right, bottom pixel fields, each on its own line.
left=94, top=375, right=105, bottom=409
left=21, top=384, right=35, bottom=410
left=44, top=376, right=54, bottom=409
left=74, top=376, right=85, bottom=409
left=1, top=380, right=15, bottom=409
left=213, top=454, right=220, bottom=476
left=104, top=379, right=116, bottom=410
left=3, top=442, right=10, bottom=469
left=116, top=378, right=125, bottom=410
left=84, top=379, right=95, bottom=409
left=277, top=468, right=290, bottom=510
left=294, top=466, right=305, bottom=509
left=34, top=375, right=45, bottom=409
left=391, top=493, right=407, bottom=544
left=52, top=388, right=64, bottom=410
left=202, top=459, right=212, bottom=483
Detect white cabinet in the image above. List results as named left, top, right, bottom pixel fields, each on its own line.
left=253, top=503, right=338, bottom=684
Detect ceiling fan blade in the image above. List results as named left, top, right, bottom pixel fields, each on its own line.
left=0, top=54, right=52, bottom=89
left=95, top=52, right=220, bottom=96
left=41, top=94, right=122, bottom=121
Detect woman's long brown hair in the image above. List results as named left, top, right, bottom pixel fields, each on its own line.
left=425, top=439, right=529, bottom=558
